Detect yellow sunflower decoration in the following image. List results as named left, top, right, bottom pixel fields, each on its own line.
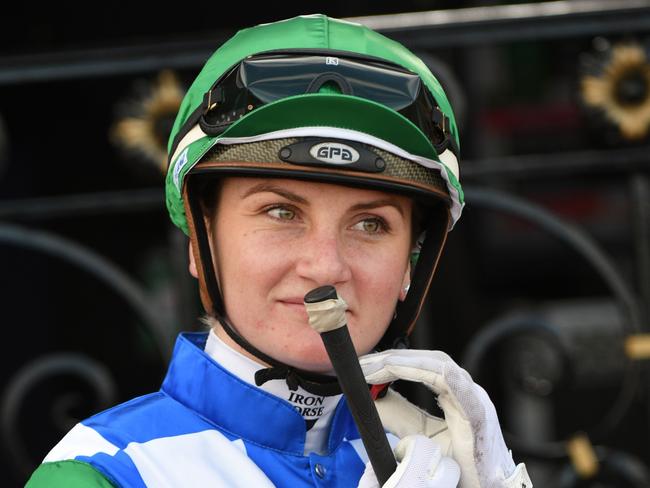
left=111, top=70, right=185, bottom=172
left=581, top=41, right=650, bottom=140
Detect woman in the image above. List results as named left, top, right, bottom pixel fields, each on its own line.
left=27, top=14, right=532, bottom=487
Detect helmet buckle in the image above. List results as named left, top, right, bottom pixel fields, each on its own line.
left=203, top=88, right=224, bottom=115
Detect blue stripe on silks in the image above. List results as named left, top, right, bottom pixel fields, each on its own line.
left=161, top=333, right=308, bottom=454
left=82, top=392, right=217, bottom=449
left=329, top=441, right=368, bottom=487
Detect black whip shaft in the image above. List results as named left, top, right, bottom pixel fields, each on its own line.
left=321, top=327, right=397, bottom=484
left=305, top=285, right=396, bottom=485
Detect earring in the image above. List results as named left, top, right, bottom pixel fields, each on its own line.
left=403, top=284, right=410, bottom=294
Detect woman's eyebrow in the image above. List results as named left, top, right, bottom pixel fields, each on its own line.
left=241, top=183, right=308, bottom=204
left=349, top=199, right=406, bottom=217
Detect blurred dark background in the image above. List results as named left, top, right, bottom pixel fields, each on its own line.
left=2, top=1, right=650, bottom=487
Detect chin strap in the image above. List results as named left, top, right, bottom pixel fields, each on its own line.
left=380, top=206, right=449, bottom=351
left=217, top=313, right=343, bottom=396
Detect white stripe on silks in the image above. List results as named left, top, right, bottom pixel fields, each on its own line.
left=43, top=423, right=119, bottom=462
left=124, top=430, right=275, bottom=488
left=231, top=438, right=247, bottom=453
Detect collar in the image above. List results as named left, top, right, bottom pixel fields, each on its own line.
left=160, top=332, right=357, bottom=455
left=204, top=329, right=342, bottom=454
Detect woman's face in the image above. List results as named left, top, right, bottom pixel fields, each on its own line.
left=192, top=177, right=413, bottom=373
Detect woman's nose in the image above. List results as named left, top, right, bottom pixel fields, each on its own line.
left=295, top=232, right=352, bottom=286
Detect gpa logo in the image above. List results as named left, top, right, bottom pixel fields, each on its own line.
left=310, top=142, right=360, bottom=165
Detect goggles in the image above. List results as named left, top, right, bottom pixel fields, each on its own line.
left=194, top=50, right=458, bottom=158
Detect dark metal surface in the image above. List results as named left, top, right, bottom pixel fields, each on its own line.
left=1, top=1, right=649, bottom=85
left=462, top=146, right=650, bottom=181
left=0, top=223, right=173, bottom=361
left=0, top=145, right=647, bottom=222
left=631, top=174, right=650, bottom=325
left=0, top=39, right=224, bottom=85
left=0, top=188, right=164, bottom=220
left=1, top=354, right=118, bottom=478
left=461, top=186, right=643, bottom=457
left=352, top=0, right=650, bottom=48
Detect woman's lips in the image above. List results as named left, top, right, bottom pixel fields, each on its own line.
left=277, top=298, right=308, bottom=311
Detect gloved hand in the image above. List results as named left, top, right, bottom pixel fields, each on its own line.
left=359, top=349, right=532, bottom=488
left=357, top=434, right=460, bottom=488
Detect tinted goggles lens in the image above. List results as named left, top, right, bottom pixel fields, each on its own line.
left=199, top=52, right=457, bottom=156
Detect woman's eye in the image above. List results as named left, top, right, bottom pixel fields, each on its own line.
left=267, top=206, right=296, bottom=221
left=353, top=218, right=386, bottom=234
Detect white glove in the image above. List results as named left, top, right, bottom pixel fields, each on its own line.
left=357, top=434, right=460, bottom=488
left=359, top=349, right=532, bottom=488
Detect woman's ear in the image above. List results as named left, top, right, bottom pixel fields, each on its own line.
left=189, top=242, right=198, bottom=279
left=399, top=262, right=411, bottom=301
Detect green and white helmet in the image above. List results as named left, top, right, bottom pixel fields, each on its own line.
left=165, top=14, right=463, bottom=386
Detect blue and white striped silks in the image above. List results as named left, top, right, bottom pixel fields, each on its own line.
left=43, top=332, right=372, bottom=487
